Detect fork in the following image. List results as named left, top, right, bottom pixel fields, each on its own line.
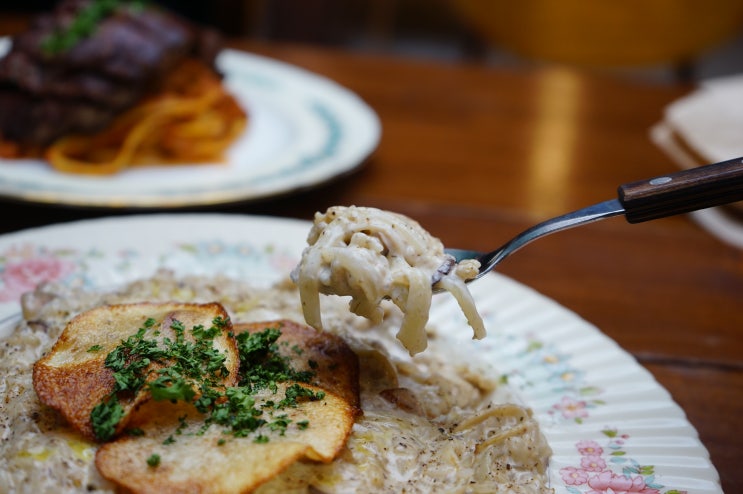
left=438, top=156, right=743, bottom=286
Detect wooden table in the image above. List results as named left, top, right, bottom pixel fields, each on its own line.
left=1, top=35, right=741, bottom=492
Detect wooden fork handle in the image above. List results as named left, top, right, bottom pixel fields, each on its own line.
left=618, top=156, right=743, bottom=223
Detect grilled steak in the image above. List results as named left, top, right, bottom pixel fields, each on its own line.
left=0, top=0, right=223, bottom=148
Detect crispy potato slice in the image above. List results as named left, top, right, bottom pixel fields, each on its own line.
left=33, top=302, right=238, bottom=441
left=96, top=319, right=361, bottom=493
left=96, top=383, right=357, bottom=494
left=233, top=319, right=361, bottom=413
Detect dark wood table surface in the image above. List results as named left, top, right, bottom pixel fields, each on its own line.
left=1, top=23, right=741, bottom=492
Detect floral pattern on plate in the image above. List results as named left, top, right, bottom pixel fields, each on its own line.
left=0, top=243, right=101, bottom=302
left=0, top=214, right=722, bottom=494
left=560, top=429, right=688, bottom=494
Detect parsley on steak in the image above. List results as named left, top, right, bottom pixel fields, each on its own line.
left=41, top=0, right=149, bottom=55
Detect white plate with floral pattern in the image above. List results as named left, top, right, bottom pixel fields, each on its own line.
left=0, top=40, right=381, bottom=208
left=0, top=214, right=721, bottom=494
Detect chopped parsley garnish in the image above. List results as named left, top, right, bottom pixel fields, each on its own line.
left=146, top=453, right=161, bottom=467
left=236, top=328, right=314, bottom=390
left=90, top=398, right=125, bottom=441
left=90, top=319, right=321, bottom=446
left=279, top=384, right=325, bottom=409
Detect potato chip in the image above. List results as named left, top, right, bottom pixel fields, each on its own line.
left=95, top=382, right=357, bottom=493
left=33, top=302, right=238, bottom=441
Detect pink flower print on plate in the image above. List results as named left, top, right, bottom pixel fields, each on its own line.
left=576, top=440, right=604, bottom=456
left=560, top=430, right=687, bottom=494
left=587, top=471, right=661, bottom=494
left=0, top=256, right=76, bottom=302
left=553, top=395, right=590, bottom=420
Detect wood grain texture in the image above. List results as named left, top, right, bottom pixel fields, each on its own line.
left=0, top=28, right=740, bottom=492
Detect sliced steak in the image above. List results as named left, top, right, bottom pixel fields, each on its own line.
left=0, top=0, right=223, bottom=148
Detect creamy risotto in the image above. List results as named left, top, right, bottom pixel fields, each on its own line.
left=0, top=270, right=552, bottom=493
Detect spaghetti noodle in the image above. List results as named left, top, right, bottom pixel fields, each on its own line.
left=43, top=59, right=247, bottom=175
left=454, top=404, right=538, bottom=454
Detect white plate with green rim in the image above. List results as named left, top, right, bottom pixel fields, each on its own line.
left=0, top=40, right=380, bottom=209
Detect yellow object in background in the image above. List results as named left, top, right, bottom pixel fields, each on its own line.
left=450, top=0, right=743, bottom=68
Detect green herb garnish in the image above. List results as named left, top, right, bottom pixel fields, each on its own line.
left=90, top=320, right=320, bottom=445
left=90, top=398, right=125, bottom=441
left=236, top=328, right=314, bottom=391
left=146, top=453, right=161, bottom=467
left=41, top=0, right=148, bottom=55
left=90, top=316, right=230, bottom=441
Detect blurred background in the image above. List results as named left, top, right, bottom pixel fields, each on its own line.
left=3, top=0, right=743, bottom=84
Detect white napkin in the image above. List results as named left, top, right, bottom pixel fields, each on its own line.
left=650, top=73, right=743, bottom=248
left=664, top=74, right=743, bottom=163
